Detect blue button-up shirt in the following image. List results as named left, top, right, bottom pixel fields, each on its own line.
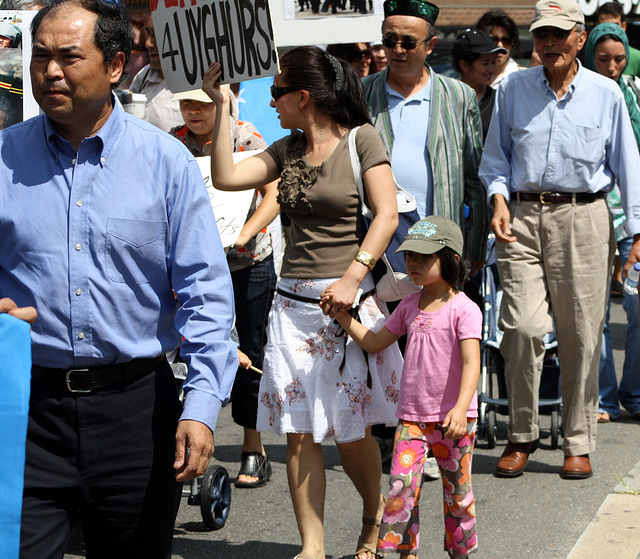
left=388, top=80, right=434, bottom=219
left=0, top=101, right=238, bottom=432
left=480, top=62, right=640, bottom=235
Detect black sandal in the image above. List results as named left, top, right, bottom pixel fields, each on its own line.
left=235, top=452, right=272, bottom=488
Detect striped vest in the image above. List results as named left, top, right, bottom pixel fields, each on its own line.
left=361, top=65, right=489, bottom=263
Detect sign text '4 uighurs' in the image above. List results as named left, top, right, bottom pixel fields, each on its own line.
left=150, top=0, right=279, bottom=93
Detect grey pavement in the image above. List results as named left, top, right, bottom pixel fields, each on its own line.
left=64, top=297, right=640, bottom=559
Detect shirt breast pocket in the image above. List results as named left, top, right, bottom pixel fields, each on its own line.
left=568, top=124, right=604, bottom=168
left=106, top=218, right=167, bottom=284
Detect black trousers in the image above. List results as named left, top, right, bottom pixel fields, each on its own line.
left=230, top=255, right=276, bottom=430
left=20, top=359, right=183, bottom=559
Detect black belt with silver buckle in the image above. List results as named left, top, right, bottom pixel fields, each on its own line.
left=31, top=355, right=166, bottom=393
left=517, top=191, right=606, bottom=204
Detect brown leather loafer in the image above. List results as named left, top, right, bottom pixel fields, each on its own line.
left=560, top=455, right=592, bottom=480
left=495, top=440, right=539, bottom=477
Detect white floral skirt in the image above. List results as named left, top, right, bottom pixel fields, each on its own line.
left=257, top=276, right=403, bottom=443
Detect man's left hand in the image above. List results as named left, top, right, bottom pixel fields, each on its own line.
left=174, top=420, right=214, bottom=481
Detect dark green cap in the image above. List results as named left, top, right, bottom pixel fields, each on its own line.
left=383, top=0, right=440, bottom=25
left=396, top=215, right=463, bottom=257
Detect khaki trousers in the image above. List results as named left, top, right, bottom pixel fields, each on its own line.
left=496, top=197, right=614, bottom=456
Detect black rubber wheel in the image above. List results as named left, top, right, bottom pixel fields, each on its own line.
left=200, top=464, right=231, bottom=531
left=487, top=409, right=497, bottom=449
left=550, top=410, right=560, bottom=450
left=477, top=398, right=487, bottom=439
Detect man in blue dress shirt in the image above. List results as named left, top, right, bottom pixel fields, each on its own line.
left=0, top=0, right=238, bottom=557
left=480, top=0, right=640, bottom=480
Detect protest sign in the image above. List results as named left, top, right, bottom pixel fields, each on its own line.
left=271, top=0, right=384, bottom=46
left=578, top=0, right=639, bottom=16
left=197, top=150, right=263, bottom=248
left=283, top=0, right=383, bottom=21
left=238, top=77, right=288, bottom=145
left=150, top=0, right=279, bottom=93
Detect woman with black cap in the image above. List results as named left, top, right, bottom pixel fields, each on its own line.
left=452, top=28, right=507, bottom=142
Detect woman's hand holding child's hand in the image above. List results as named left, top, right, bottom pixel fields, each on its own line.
left=320, top=290, right=350, bottom=322
left=320, top=277, right=359, bottom=318
left=442, top=406, right=469, bottom=440
left=320, top=290, right=333, bottom=310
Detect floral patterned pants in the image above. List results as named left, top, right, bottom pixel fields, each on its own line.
left=377, top=419, right=477, bottom=557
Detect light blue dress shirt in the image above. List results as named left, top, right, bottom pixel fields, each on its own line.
left=387, top=80, right=434, bottom=219
left=480, top=62, right=640, bottom=235
left=0, top=101, right=238, bottom=432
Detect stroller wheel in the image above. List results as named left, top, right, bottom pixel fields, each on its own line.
left=550, top=410, right=561, bottom=450
left=486, top=409, right=497, bottom=449
left=200, top=464, right=231, bottom=530
left=477, top=402, right=487, bottom=439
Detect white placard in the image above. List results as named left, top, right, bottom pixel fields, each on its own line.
left=272, top=0, right=385, bottom=46
left=281, top=0, right=382, bottom=20
left=150, top=0, right=279, bottom=93
left=578, top=0, right=640, bottom=17
left=197, top=149, right=264, bottom=247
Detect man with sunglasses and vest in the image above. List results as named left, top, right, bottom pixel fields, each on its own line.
left=480, top=0, right=640, bottom=479
left=361, top=0, right=488, bottom=272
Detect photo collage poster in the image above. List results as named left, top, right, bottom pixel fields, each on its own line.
left=0, top=10, right=38, bottom=130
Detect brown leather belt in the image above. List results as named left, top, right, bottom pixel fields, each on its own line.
left=516, top=191, right=606, bottom=204
left=31, top=355, right=166, bottom=393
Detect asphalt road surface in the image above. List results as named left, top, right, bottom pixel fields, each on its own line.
left=64, top=297, right=640, bottom=559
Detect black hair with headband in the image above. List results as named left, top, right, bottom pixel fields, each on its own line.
left=324, top=52, right=345, bottom=92
left=278, top=46, right=371, bottom=128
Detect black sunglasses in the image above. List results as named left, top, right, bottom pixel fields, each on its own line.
left=382, top=37, right=427, bottom=51
left=490, top=34, right=514, bottom=47
left=531, top=27, right=574, bottom=41
left=270, top=85, right=298, bottom=102
left=348, top=48, right=372, bottom=62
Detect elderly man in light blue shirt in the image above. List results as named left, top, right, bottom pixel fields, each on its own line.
left=480, top=0, right=640, bottom=480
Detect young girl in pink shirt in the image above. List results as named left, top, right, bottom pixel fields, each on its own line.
left=322, top=216, right=481, bottom=559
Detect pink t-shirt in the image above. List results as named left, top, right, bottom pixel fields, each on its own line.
left=385, top=291, right=482, bottom=423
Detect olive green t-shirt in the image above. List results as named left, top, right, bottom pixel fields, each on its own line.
left=266, top=123, right=390, bottom=278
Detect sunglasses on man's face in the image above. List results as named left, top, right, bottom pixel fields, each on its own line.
left=531, top=27, right=574, bottom=41
left=270, top=85, right=298, bottom=102
left=382, top=37, right=427, bottom=51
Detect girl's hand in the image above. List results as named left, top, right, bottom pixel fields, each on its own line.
left=442, top=406, right=469, bottom=440
left=320, top=290, right=350, bottom=322
left=202, top=62, right=226, bottom=105
left=319, top=276, right=360, bottom=317
left=319, top=289, right=334, bottom=308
